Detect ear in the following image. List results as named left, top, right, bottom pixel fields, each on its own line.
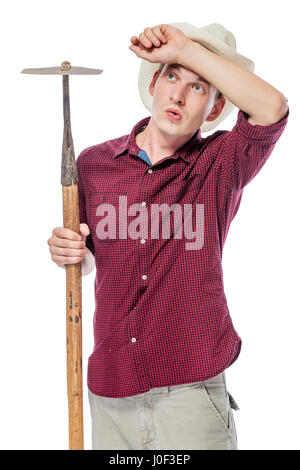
left=205, top=96, right=226, bottom=122
left=149, top=69, right=161, bottom=97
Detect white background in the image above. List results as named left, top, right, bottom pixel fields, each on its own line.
left=0, top=0, right=298, bottom=450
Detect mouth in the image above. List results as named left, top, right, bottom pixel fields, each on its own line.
left=165, top=108, right=182, bottom=121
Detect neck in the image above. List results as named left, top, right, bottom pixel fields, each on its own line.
left=135, top=117, right=193, bottom=165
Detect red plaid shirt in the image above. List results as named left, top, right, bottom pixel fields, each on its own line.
left=77, top=106, right=289, bottom=398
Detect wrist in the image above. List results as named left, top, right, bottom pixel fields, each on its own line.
left=176, top=39, right=203, bottom=67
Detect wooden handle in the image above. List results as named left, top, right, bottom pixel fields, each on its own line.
left=63, top=182, right=84, bottom=450
left=61, top=74, right=84, bottom=450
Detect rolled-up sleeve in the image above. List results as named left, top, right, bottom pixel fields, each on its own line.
left=218, top=105, right=289, bottom=190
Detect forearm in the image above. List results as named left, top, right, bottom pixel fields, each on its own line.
left=177, top=41, right=286, bottom=123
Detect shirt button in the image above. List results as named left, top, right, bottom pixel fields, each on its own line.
left=131, top=337, right=136, bottom=343
left=141, top=238, right=145, bottom=244
left=148, top=168, right=153, bottom=174
left=141, top=201, right=146, bottom=206
left=142, top=274, right=147, bottom=280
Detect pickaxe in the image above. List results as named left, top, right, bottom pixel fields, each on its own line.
left=21, top=61, right=103, bottom=450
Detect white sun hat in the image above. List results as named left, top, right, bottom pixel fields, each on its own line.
left=137, top=22, right=255, bottom=132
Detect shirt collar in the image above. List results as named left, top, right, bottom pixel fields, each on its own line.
left=112, top=116, right=203, bottom=164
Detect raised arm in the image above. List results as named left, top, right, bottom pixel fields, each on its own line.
left=129, top=23, right=288, bottom=125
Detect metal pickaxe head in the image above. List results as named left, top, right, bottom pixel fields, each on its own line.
left=21, top=60, right=103, bottom=75
left=21, top=61, right=103, bottom=186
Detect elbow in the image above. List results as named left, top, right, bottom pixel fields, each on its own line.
left=270, top=93, right=289, bottom=123
left=248, top=94, right=289, bottom=126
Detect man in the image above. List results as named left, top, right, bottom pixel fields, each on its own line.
left=47, top=23, right=289, bottom=450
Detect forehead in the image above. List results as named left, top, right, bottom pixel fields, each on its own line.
left=162, top=63, right=210, bottom=86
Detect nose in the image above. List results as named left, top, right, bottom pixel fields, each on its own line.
left=170, top=84, right=185, bottom=105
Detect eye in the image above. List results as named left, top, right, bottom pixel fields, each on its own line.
left=193, top=84, right=204, bottom=93
left=167, top=72, right=176, bottom=80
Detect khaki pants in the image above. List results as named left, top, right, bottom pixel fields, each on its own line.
left=88, top=371, right=239, bottom=450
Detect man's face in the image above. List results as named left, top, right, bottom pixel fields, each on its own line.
left=149, top=63, right=225, bottom=138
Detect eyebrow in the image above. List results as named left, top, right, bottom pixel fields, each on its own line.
left=166, top=64, right=210, bottom=86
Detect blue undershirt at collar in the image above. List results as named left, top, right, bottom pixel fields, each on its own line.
left=138, top=149, right=152, bottom=167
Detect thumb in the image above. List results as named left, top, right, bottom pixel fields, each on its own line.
left=79, top=223, right=90, bottom=241
left=129, top=44, right=150, bottom=60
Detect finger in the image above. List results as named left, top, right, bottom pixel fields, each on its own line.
left=51, top=254, right=85, bottom=266
left=52, top=227, right=82, bottom=241
left=137, top=39, right=149, bottom=52
left=144, top=27, right=161, bottom=47
left=138, top=32, right=154, bottom=48
left=128, top=44, right=148, bottom=58
left=50, top=235, right=85, bottom=249
left=152, top=25, right=167, bottom=43
left=79, top=223, right=90, bottom=237
left=50, top=245, right=88, bottom=257
left=129, top=44, right=155, bottom=61
left=130, top=36, right=139, bottom=45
